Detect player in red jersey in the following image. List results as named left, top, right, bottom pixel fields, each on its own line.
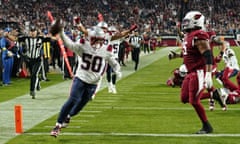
left=169, top=25, right=225, bottom=111
left=166, top=64, right=187, bottom=87
left=180, top=11, right=214, bottom=134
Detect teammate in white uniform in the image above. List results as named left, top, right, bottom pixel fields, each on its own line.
left=50, top=20, right=121, bottom=137
left=222, top=42, right=239, bottom=71
left=215, top=42, right=239, bottom=91
left=106, top=26, right=121, bottom=94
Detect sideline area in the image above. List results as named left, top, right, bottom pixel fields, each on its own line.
left=0, top=47, right=178, bottom=144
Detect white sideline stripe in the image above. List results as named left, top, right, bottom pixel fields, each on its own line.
left=24, top=132, right=240, bottom=137
left=0, top=47, right=178, bottom=144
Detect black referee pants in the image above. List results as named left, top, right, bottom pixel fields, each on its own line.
left=132, top=47, right=140, bottom=71
left=27, top=57, right=41, bottom=92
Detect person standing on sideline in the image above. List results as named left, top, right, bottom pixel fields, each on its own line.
left=0, top=29, right=2, bottom=85
left=62, top=31, right=75, bottom=80
left=0, top=27, right=16, bottom=86
left=49, top=19, right=122, bottom=137
left=129, top=30, right=142, bottom=71
left=142, top=32, right=150, bottom=54
left=50, top=37, right=62, bottom=70
left=118, top=40, right=128, bottom=66
left=18, top=25, right=44, bottom=99
left=180, top=11, right=214, bottom=134
left=40, top=29, right=51, bottom=82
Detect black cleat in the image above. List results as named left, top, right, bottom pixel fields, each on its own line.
left=196, top=128, right=213, bottom=134
left=30, top=91, right=36, bottom=99
left=196, top=122, right=213, bottom=134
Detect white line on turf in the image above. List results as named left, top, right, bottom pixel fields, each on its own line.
left=93, top=99, right=117, bottom=103
left=81, top=110, right=102, bottom=113
left=77, top=115, right=95, bottom=118
left=85, top=106, right=240, bottom=111
left=44, top=126, right=82, bottom=128
left=24, top=132, right=240, bottom=137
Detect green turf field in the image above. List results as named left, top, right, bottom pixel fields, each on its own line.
left=2, top=47, right=240, bottom=144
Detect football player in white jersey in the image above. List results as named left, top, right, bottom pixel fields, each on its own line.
left=73, top=16, right=137, bottom=95
left=49, top=19, right=122, bottom=137
left=106, top=26, right=122, bottom=94
left=215, top=42, right=239, bottom=91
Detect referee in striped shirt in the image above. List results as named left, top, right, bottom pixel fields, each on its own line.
left=18, top=25, right=44, bottom=99
left=129, top=31, right=143, bottom=71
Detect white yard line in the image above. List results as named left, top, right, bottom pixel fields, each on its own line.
left=86, top=106, right=240, bottom=111
left=24, top=132, right=240, bottom=137
left=0, top=47, right=177, bottom=144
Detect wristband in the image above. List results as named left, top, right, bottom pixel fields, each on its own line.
left=202, top=50, right=213, bottom=65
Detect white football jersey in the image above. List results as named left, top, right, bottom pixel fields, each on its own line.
left=222, top=48, right=239, bottom=70
left=102, top=31, right=120, bottom=59
left=60, top=31, right=121, bottom=84
left=110, top=39, right=121, bottom=59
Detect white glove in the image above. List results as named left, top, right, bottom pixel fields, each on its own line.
left=204, top=72, right=213, bottom=89
left=115, top=71, right=122, bottom=79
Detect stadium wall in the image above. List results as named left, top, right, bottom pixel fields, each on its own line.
left=159, top=35, right=240, bottom=47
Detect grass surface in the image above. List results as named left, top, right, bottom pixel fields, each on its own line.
left=0, top=73, right=63, bottom=102
left=2, top=47, right=240, bottom=144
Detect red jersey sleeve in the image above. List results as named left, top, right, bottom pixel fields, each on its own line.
left=207, top=30, right=216, bottom=40
left=194, top=30, right=209, bottom=41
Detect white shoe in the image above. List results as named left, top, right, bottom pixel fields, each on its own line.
left=108, top=83, right=113, bottom=93
left=213, top=88, right=229, bottom=110
left=108, top=86, right=113, bottom=93
left=112, top=85, right=117, bottom=94
left=216, top=78, right=223, bottom=85
left=220, top=88, right=229, bottom=104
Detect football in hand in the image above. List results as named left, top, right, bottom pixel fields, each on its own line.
left=50, top=19, right=63, bottom=36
